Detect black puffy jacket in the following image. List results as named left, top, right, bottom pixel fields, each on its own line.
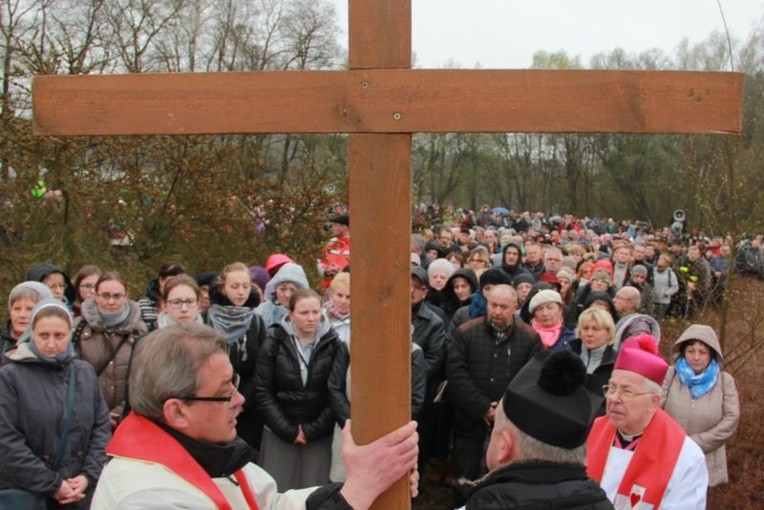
left=254, top=321, right=340, bottom=443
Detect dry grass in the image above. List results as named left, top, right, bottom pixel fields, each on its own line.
left=414, top=277, right=764, bottom=509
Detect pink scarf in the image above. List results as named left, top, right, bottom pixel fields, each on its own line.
left=531, top=319, right=562, bottom=349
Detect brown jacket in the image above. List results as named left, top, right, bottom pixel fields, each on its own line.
left=75, top=298, right=147, bottom=419
left=661, top=324, right=740, bottom=487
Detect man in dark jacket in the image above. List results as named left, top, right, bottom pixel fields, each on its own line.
left=458, top=351, right=612, bottom=509
left=410, top=266, right=446, bottom=491
left=447, top=284, right=542, bottom=481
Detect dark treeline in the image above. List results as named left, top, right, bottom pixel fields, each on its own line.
left=1, top=0, right=762, bottom=298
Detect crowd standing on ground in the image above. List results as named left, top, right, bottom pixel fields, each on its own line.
left=0, top=204, right=747, bottom=508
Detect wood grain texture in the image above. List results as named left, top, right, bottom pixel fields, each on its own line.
left=348, top=2, right=412, bottom=509
left=348, top=134, right=412, bottom=509
left=32, top=69, right=743, bottom=136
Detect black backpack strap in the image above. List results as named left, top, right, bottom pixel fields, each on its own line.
left=71, top=319, right=88, bottom=351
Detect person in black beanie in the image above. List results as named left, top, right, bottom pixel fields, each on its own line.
left=457, top=351, right=612, bottom=509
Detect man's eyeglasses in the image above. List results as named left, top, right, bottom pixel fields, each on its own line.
left=97, top=292, right=126, bottom=301
left=175, top=374, right=240, bottom=403
left=602, top=384, right=652, bottom=400
left=167, top=298, right=198, bottom=309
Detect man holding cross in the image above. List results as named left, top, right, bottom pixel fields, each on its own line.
left=90, top=324, right=418, bottom=509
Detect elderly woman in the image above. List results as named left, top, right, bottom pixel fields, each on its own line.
left=568, top=308, right=617, bottom=390
left=661, top=324, right=740, bottom=487
left=2, top=282, right=53, bottom=362
left=425, top=258, right=456, bottom=312
left=528, top=289, right=575, bottom=352
left=0, top=299, right=110, bottom=508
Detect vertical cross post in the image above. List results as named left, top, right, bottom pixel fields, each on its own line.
left=348, top=1, right=412, bottom=508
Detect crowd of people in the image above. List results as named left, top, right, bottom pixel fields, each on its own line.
left=0, top=206, right=747, bottom=508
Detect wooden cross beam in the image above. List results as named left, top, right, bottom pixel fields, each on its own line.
left=32, top=1, right=742, bottom=508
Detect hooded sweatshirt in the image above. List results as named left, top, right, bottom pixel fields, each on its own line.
left=255, top=263, right=310, bottom=327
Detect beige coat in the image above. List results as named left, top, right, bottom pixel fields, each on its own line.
left=661, top=324, right=740, bottom=487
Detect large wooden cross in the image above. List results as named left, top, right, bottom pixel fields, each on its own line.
left=33, top=1, right=741, bottom=507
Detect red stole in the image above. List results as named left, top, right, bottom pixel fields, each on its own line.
left=107, top=413, right=260, bottom=510
left=586, top=409, right=685, bottom=508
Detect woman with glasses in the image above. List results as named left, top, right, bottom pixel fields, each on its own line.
left=71, top=265, right=103, bottom=318
left=75, top=271, right=147, bottom=429
left=203, top=262, right=267, bottom=450
left=0, top=299, right=111, bottom=508
left=156, top=275, right=205, bottom=327
left=467, top=248, right=491, bottom=278
left=255, top=288, right=342, bottom=490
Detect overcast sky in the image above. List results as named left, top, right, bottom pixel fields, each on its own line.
left=330, top=0, right=763, bottom=69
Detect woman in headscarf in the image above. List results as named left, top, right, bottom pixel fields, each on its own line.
left=75, top=272, right=147, bottom=429
left=0, top=299, right=110, bottom=508
left=204, top=262, right=267, bottom=449
left=440, top=268, right=479, bottom=321
left=662, top=324, right=740, bottom=487
left=1, top=282, right=53, bottom=363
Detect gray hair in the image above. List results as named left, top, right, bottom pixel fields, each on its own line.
left=644, top=378, right=662, bottom=395
left=507, top=416, right=586, bottom=465
left=129, top=323, right=228, bottom=420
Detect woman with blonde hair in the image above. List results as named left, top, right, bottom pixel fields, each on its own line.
left=568, top=308, right=617, bottom=390
left=204, top=262, right=267, bottom=449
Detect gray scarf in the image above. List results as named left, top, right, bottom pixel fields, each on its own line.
left=99, top=304, right=131, bottom=328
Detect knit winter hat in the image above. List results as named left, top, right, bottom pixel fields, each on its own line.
left=248, top=266, right=270, bottom=293
left=479, top=268, right=512, bottom=289
left=556, top=267, right=575, bottom=283
left=264, top=253, right=294, bottom=277
left=529, top=289, right=563, bottom=314
left=630, top=264, right=648, bottom=276
left=591, top=269, right=612, bottom=285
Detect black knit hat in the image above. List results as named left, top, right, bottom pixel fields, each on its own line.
left=330, top=214, right=349, bottom=226
left=478, top=267, right=512, bottom=289
left=411, top=266, right=429, bottom=286
left=502, top=351, right=603, bottom=449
